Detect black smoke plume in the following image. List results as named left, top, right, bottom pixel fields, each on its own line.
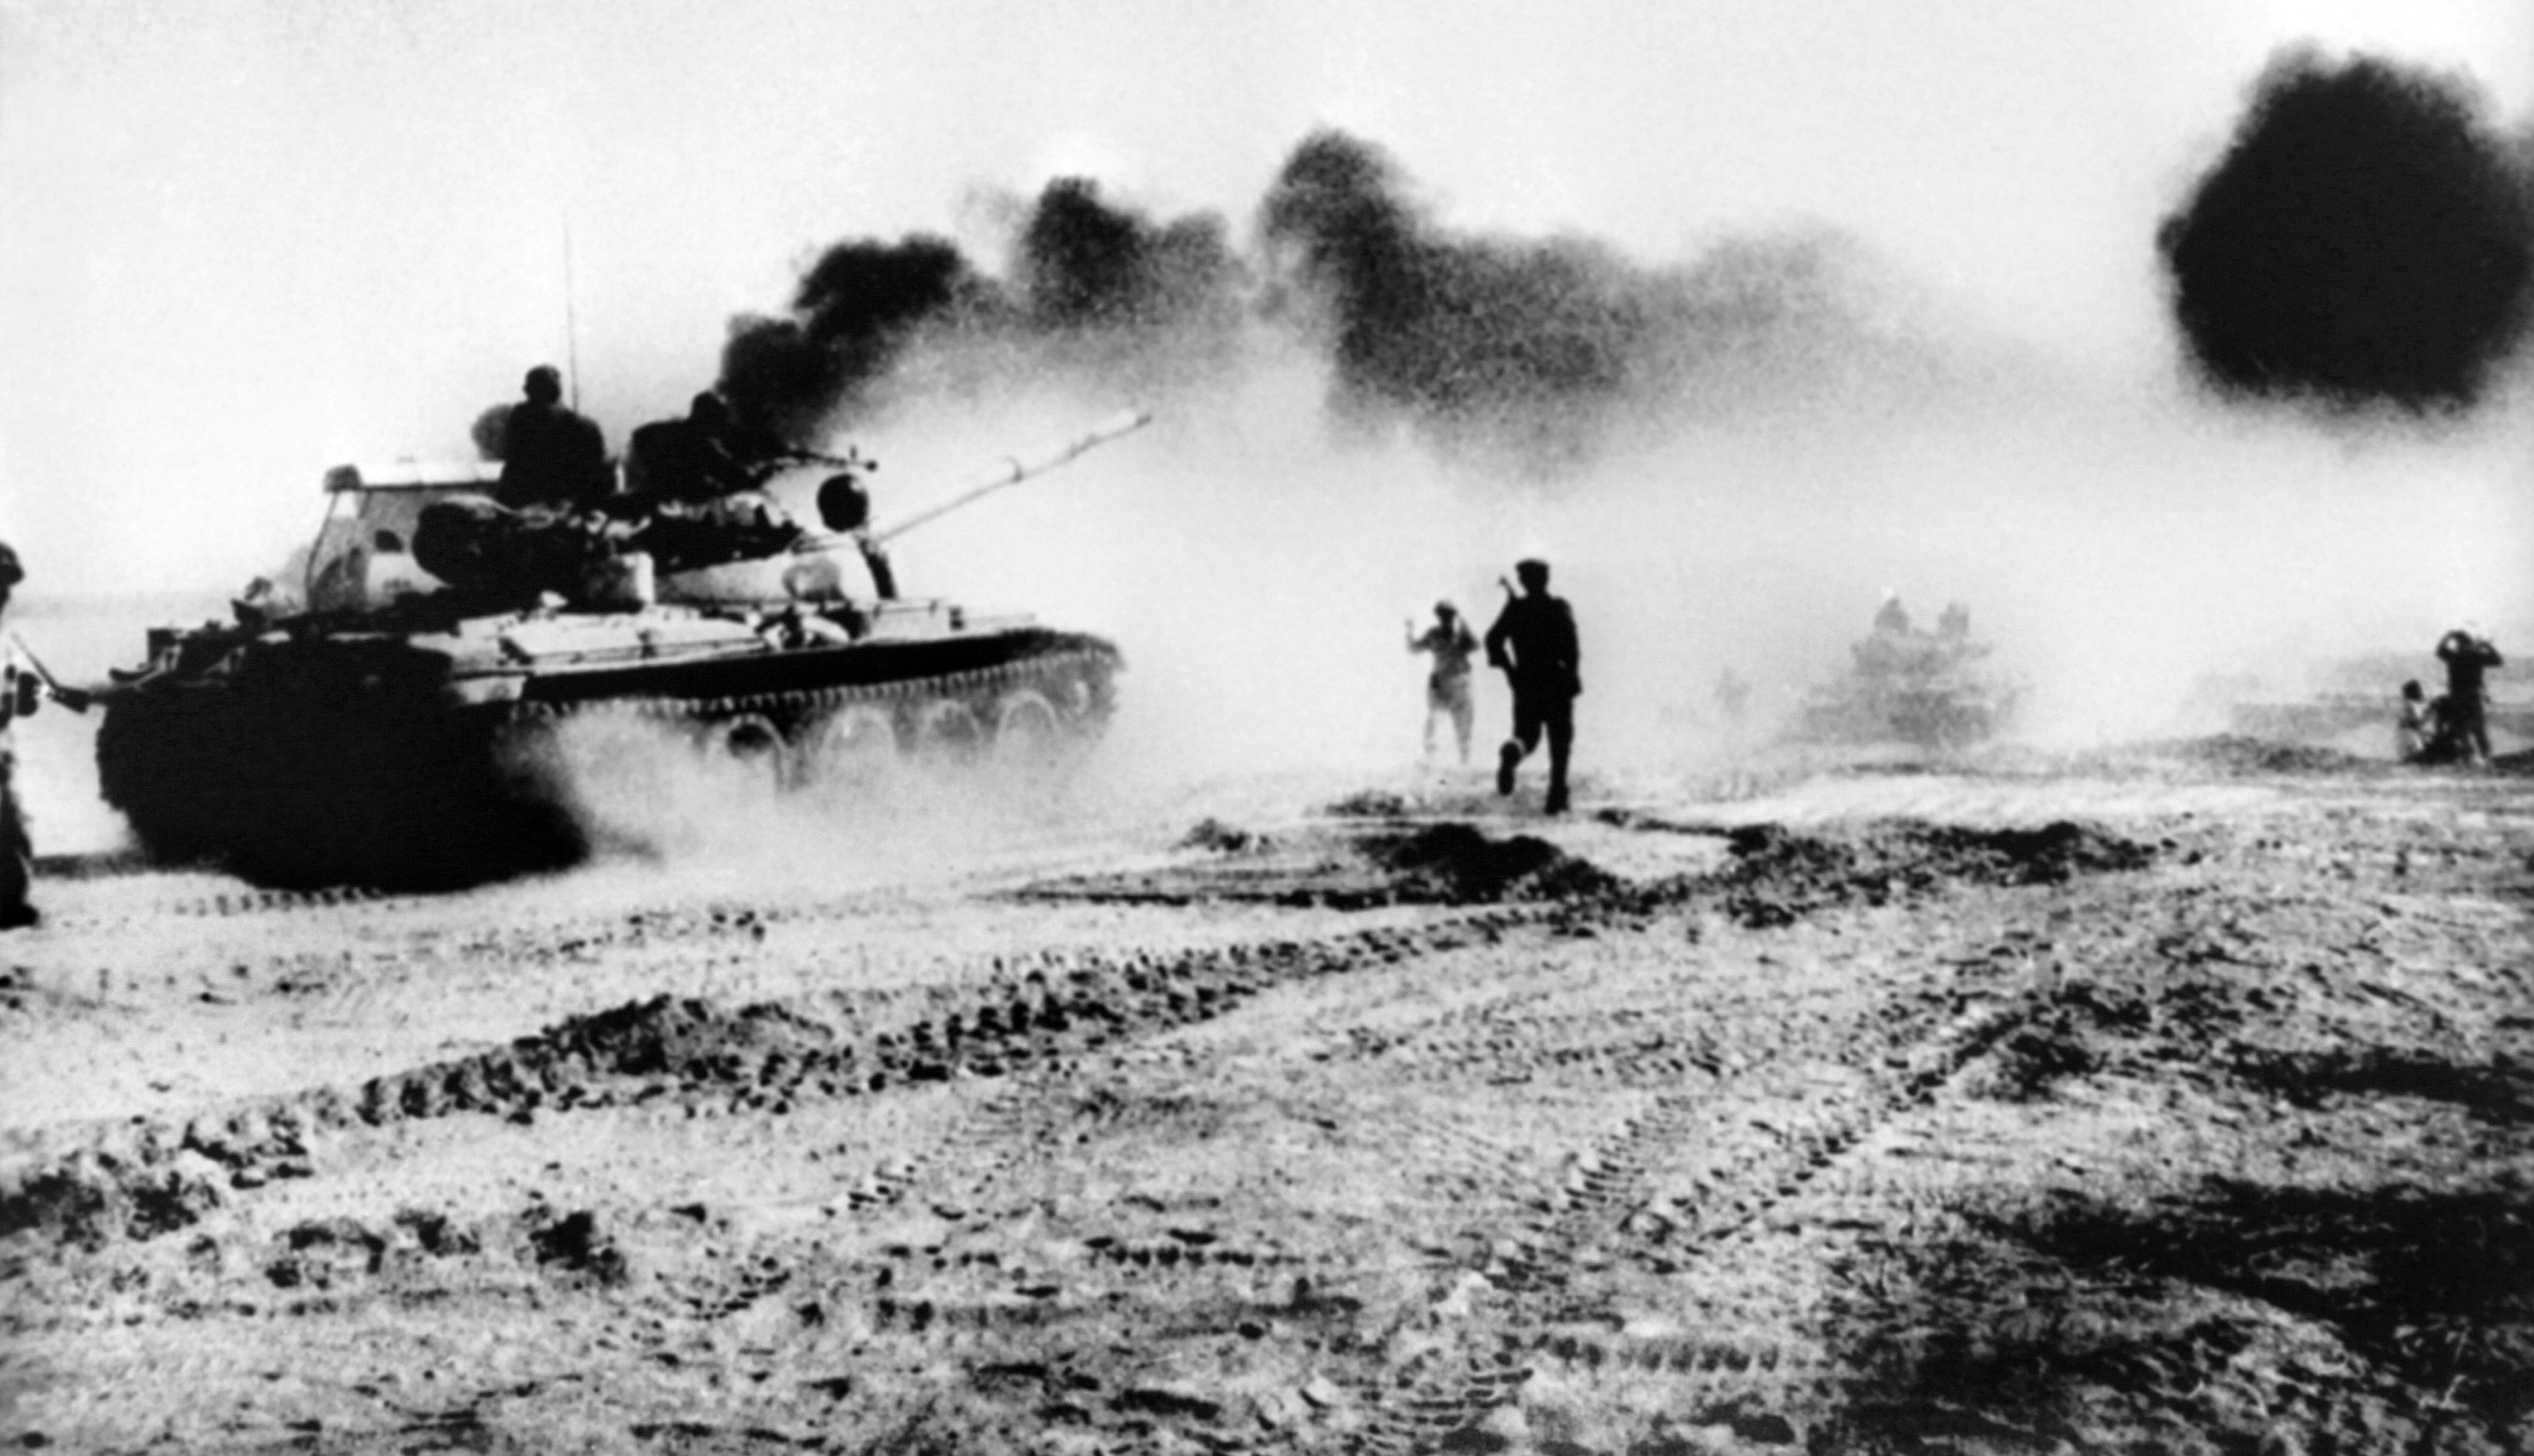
left=2157, top=50, right=2534, bottom=412
left=1016, top=177, right=1243, bottom=334
left=1260, top=133, right=1637, bottom=436
left=692, top=135, right=1939, bottom=467
left=709, top=184, right=1242, bottom=444
left=717, top=237, right=983, bottom=446
left=1258, top=130, right=1925, bottom=468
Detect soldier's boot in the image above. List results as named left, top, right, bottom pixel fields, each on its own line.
left=1545, top=782, right=1570, bottom=816
left=1496, top=742, right=1520, bottom=797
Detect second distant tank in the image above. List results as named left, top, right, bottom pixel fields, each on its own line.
left=1791, top=596, right=2023, bottom=750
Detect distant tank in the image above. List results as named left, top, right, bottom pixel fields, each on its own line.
left=1791, top=601, right=2023, bottom=750
left=92, top=413, right=1145, bottom=888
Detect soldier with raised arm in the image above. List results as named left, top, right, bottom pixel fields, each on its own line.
left=1407, top=601, right=1479, bottom=765
left=2434, top=625, right=2504, bottom=765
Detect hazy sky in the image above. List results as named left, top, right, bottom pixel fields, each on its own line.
left=2, top=0, right=2528, bottom=592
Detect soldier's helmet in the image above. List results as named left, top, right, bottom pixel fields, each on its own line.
left=522, top=365, right=564, bottom=403
left=0, top=541, right=21, bottom=589
left=1515, top=559, right=1550, bottom=589
left=690, top=391, right=731, bottom=428
left=1435, top=601, right=1457, bottom=619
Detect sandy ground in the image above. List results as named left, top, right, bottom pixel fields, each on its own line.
left=2, top=740, right=2530, bottom=1456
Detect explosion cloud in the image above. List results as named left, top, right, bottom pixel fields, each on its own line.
left=2157, top=50, right=2534, bottom=413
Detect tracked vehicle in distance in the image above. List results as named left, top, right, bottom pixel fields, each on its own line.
left=93, top=415, right=1143, bottom=889
left=1791, top=604, right=2023, bottom=751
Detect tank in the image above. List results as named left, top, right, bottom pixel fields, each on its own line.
left=91, top=415, right=1145, bottom=889
left=1790, top=605, right=2023, bottom=750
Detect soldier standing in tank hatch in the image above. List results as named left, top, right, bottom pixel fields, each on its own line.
left=625, top=391, right=750, bottom=509
left=1485, top=558, right=1581, bottom=814
left=495, top=365, right=611, bottom=512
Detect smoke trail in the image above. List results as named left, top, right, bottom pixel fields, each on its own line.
left=2157, top=49, right=2534, bottom=413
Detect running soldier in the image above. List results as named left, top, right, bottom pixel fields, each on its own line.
left=1406, top=601, right=1479, bottom=764
left=1485, top=558, right=1581, bottom=814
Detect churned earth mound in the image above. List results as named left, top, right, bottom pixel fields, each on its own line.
left=1363, top=822, right=1621, bottom=903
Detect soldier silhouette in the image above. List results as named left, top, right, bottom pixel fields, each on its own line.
left=1485, top=559, right=1581, bottom=814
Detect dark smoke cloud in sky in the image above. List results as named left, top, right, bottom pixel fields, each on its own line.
left=1258, top=129, right=1938, bottom=469
left=1259, top=131, right=1641, bottom=452
left=2158, top=50, right=2534, bottom=413
left=708, top=183, right=1243, bottom=446
left=716, top=236, right=983, bottom=446
left=685, top=130, right=1944, bottom=464
left=1015, top=177, right=1244, bottom=335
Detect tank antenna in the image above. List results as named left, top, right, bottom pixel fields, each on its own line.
left=562, top=219, right=582, bottom=411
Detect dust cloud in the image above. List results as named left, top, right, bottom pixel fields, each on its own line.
left=830, top=348, right=2529, bottom=802
left=528, top=710, right=1113, bottom=897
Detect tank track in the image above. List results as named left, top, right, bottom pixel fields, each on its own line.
left=98, top=646, right=1118, bottom=891
left=517, top=646, right=1116, bottom=739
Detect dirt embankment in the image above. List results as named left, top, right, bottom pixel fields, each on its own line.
left=2, top=750, right=2528, bottom=1455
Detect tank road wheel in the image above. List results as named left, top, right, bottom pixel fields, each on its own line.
left=699, top=713, right=787, bottom=788
left=796, top=703, right=901, bottom=790
left=912, top=699, right=985, bottom=766
left=990, top=689, right=1065, bottom=766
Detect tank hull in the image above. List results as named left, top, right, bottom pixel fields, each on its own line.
left=97, top=613, right=1121, bottom=889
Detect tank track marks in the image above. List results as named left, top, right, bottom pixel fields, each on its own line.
left=1317, top=963, right=2047, bottom=1455
left=0, top=911, right=1533, bottom=1253
left=94, top=647, right=1116, bottom=891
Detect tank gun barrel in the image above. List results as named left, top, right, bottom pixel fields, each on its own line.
left=868, top=408, right=1151, bottom=546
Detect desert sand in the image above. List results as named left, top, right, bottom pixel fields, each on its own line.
left=2, top=742, right=2529, bottom=1455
